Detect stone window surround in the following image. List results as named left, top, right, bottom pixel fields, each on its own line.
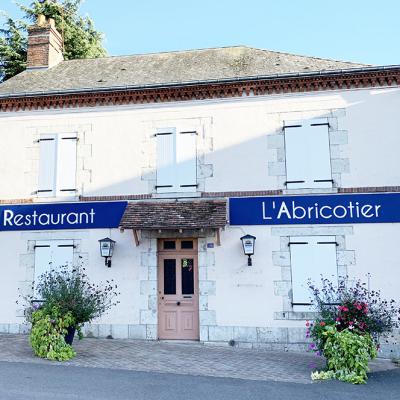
left=24, top=123, right=93, bottom=201
left=271, top=225, right=355, bottom=320
left=141, top=117, right=214, bottom=197
left=267, top=108, right=349, bottom=193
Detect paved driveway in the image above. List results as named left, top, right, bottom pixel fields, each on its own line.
left=0, top=334, right=396, bottom=384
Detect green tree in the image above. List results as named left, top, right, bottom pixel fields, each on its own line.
left=0, top=16, right=27, bottom=81
left=0, top=0, right=106, bottom=82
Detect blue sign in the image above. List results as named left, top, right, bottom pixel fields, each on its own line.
left=229, top=193, right=400, bottom=225
left=0, top=201, right=127, bottom=231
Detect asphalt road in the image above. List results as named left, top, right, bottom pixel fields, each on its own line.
left=0, top=361, right=399, bottom=400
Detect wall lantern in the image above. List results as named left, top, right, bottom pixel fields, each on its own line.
left=240, top=234, right=256, bottom=266
left=98, top=237, right=116, bottom=268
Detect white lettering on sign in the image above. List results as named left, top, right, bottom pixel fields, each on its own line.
left=262, top=201, right=381, bottom=221
left=3, top=209, right=96, bottom=227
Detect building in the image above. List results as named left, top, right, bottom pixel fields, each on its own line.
left=0, top=15, right=399, bottom=356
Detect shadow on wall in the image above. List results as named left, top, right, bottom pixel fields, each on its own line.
left=70, top=87, right=400, bottom=197
left=80, top=110, right=331, bottom=197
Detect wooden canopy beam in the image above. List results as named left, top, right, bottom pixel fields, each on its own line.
left=133, top=229, right=140, bottom=246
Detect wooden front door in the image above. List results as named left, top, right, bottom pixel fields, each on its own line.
left=158, top=239, right=199, bottom=340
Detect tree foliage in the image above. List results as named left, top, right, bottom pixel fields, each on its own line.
left=0, top=16, right=27, bottom=81
left=0, top=0, right=106, bottom=82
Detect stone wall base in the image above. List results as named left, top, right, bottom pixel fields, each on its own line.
left=2, top=323, right=398, bottom=359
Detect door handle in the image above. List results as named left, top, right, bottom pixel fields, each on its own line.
left=176, top=301, right=181, bottom=306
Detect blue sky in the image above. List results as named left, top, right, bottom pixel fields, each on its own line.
left=1, top=0, right=399, bottom=65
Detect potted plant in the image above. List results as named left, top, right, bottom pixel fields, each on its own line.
left=306, top=277, right=400, bottom=384
left=25, top=265, right=119, bottom=360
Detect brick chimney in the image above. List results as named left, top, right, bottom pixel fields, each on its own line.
left=26, top=14, right=64, bottom=69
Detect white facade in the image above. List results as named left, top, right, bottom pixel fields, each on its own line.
left=0, top=85, right=399, bottom=356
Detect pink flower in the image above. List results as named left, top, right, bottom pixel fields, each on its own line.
left=319, top=321, right=326, bottom=327
left=305, top=321, right=310, bottom=327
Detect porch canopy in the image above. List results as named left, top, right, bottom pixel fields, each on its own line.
left=119, top=200, right=227, bottom=242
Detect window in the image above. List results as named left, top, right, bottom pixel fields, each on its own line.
left=155, top=128, right=197, bottom=193
left=33, top=240, right=74, bottom=298
left=284, top=119, right=332, bottom=189
left=289, top=236, right=338, bottom=311
left=38, top=134, right=77, bottom=197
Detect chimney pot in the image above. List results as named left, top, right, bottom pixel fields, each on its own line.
left=37, top=14, right=46, bottom=26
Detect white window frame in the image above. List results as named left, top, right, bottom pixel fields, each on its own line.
left=289, top=235, right=338, bottom=311
left=284, top=118, right=332, bottom=189
left=37, top=133, right=78, bottom=197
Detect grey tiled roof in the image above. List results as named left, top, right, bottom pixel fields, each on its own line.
left=0, top=46, right=369, bottom=96
left=120, top=200, right=227, bottom=230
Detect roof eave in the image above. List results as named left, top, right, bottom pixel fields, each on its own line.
left=1, top=64, right=399, bottom=100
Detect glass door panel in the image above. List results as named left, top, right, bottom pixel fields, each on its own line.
left=163, top=259, right=177, bottom=295
left=181, top=258, right=194, bottom=295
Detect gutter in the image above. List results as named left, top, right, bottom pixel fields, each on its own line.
left=0, top=65, right=399, bottom=100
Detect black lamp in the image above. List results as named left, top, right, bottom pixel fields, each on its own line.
left=98, top=237, right=116, bottom=268
left=240, top=234, right=256, bottom=266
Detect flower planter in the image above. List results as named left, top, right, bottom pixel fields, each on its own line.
left=64, top=326, right=76, bottom=345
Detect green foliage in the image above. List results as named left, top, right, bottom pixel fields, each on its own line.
left=0, top=16, right=27, bottom=81
left=30, top=307, right=76, bottom=361
left=311, top=370, right=336, bottom=381
left=25, top=267, right=118, bottom=361
left=312, top=326, right=377, bottom=384
left=35, top=265, right=120, bottom=326
left=306, top=319, right=331, bottom=353
left=20, top=0, right=106, bottom=60
left=0, top=0, right=106, bottom=82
